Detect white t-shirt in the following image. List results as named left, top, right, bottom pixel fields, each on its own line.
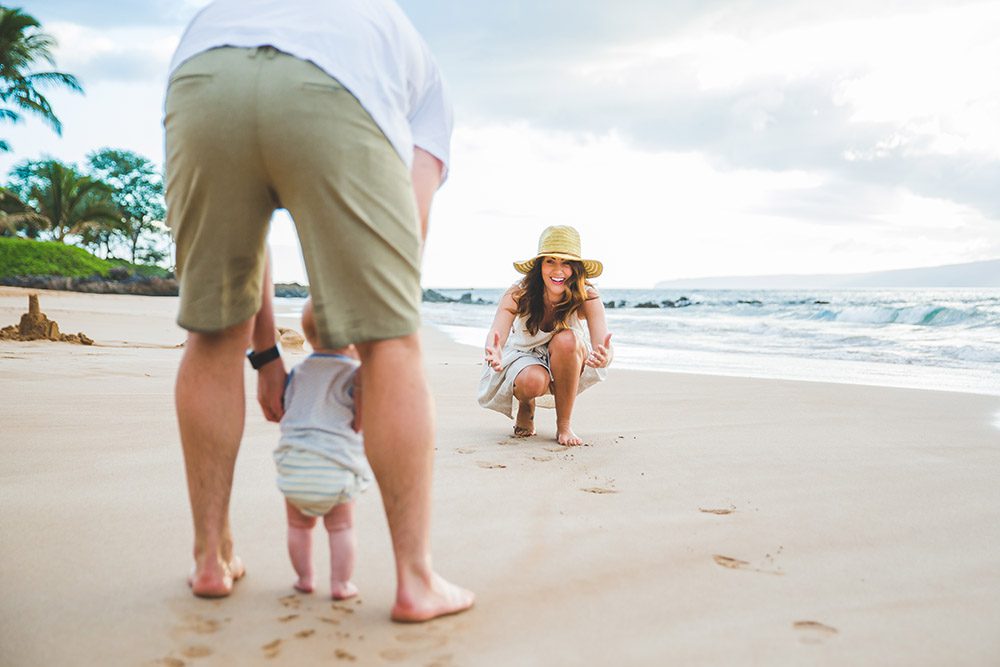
left=169, top=0, right=453, bottom=175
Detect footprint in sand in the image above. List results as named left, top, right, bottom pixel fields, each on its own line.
left=295, top=629, right=316, bottom=639
left=181, top=645, right=213, bottom=659
left=262, top=639, right=283, bottom=659
left=476, top=461, right=507, bottom=469
left=278, top=613, right=299, bottom=623
left=699, top=506, right=735, bottom=515
left=335, top=648, right=357, bottom=661
left=794, top=620, right=838, bottom=644
left=317, top=616, right=341, bottom=625
left=454, top=447, right=476, bottom=454
left=279, top=594, right=301, bottom=609
left=580, top=487, right=617, bottom=494
left=713, top=554, right=783, bottom=576
left=379, top=631, right=449, bottom=662
left=182, top=614, right=221, bottom=635
left=425, top=656, right=455, bottom=667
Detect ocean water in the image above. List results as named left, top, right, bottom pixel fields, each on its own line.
left=414, top=288, right=1000, bottom=397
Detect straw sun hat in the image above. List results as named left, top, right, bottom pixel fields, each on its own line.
left=513, top=225, right=603, bottom=278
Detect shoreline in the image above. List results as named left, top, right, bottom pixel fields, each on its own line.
left=426, top=320, right=1000, bottom=401
left=3, top=288, right=1000, bottom=665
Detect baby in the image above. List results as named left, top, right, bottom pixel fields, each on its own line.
left=274, top=299, right=371, bottom=599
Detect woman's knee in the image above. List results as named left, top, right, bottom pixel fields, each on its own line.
left=549, top=330, right=583, bottom=362
left=514, top=366, right=549, bottom=398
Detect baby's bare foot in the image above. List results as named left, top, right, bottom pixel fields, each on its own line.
left=391, top=572, right=474, bottom=623
left=294, top=577, right=314, bottom=594
left=557, top=427, right=583, bottom=446
left=331, top=581, right=358, bottom=600
left=189, top=555, right=245, bottom=598
left=514, top=400, right=535, bottom=437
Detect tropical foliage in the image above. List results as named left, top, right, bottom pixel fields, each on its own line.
left=0, top=10, right=172, bottom=276
left=0, top=6, right=83, bottom=152
left=6, top=158, right=120, bottom=242
left=87, top=149, right=167, bottom=264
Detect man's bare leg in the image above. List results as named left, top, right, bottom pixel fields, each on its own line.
left=176, top=319, right=253, bottom=597
left=512, top=365, right=548, bottom=437
left=549, top=330, right=586, bottom=446
left=355, top=333, right=474, bottom=622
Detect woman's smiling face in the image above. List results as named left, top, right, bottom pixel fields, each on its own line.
left=540, top=256, right=573, bottom=296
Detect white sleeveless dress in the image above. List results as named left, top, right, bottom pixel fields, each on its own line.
left=477, top=313, right=607, bottom=418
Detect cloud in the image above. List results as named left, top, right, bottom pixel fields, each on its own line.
left=402, top=1, right=1000, bottom=220
left=47, top=23, right=178, bottom=85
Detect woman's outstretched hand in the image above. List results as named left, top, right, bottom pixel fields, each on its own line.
left=586, top=333, right=613, bottom=368
left=485, top=331, right=503, bottom=371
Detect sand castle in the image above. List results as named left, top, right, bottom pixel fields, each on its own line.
left=0, top=294, right=94, bottom=345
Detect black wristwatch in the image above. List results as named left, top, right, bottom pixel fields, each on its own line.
left=247, top=344, right=281, bottom=370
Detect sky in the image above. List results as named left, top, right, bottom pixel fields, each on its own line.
left=5, top=0, right=1000, bottom=287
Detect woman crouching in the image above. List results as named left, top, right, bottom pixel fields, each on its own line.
left=478, top=225, right=612, bottom=445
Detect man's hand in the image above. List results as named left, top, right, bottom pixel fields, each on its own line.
left=257, top=359, right=287, bottom=422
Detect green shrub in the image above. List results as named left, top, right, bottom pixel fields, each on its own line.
left=0, top=237, right=170, bottom=278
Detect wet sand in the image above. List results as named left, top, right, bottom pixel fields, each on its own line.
left=1, top=287, right=999, bottom=666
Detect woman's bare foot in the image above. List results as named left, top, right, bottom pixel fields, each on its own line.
left=514, top=400, right=536, bottom=437
left=293, top=577, right=314, bottom=594
left=557, top=426, right=583, bottom=446
left=188, top=555, right=245, bottom=598
left=392, top=572, right=474, bottom=623
left=331, top=580, right=359, bottom=600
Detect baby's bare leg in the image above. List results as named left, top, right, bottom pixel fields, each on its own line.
left=324, top=501, right=358, bottom=600
left=286, top=500, right=318, bottom=593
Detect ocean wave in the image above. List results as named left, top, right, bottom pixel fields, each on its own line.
left=810, top=305, right=977, bottom=327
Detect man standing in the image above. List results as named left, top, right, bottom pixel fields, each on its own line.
left=164, top=0, right=473, bottom=622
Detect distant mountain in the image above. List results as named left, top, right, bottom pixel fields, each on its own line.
left=655, top=258, right=1000, bottom=289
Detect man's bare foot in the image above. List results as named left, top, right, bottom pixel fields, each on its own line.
left=514, top=400, right=535, bottom=437
left=331, top=581, right=359, bottom=600
left=294, top=577, right=314, bottom=594
left=557, top=427, right=583, bottom=446
left=188, top=555, right=245, bottom=598
left=391, top=572, right=475, bottom=623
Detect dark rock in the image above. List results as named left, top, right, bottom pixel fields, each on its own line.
left=0, top=274, right=179, bottom=296
left=603, top=300, right=616, bottom=309
left=737, top=299, right=763, bottom=306
left=636, top=301, right=661, bottom=308
left=422, top=289, right=456, bottom=303
left=275, top=283, right=309, bottom=298
left=813, top=300, right=830, bottom=305
left=459, top=292, right=473, bottom=304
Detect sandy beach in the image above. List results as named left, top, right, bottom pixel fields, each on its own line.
left=1, top=287, right=999, bottom=666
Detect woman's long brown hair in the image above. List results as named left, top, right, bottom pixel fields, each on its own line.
left=513, top=259, right=590, bottom=335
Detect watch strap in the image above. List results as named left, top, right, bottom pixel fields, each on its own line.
left=247, top=345, right=281, bottom=370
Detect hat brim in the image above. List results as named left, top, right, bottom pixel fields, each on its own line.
left=513, top=253, right=603, bottom=279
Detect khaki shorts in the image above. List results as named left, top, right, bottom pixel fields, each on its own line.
left=164, top=46, right=421, bottom=348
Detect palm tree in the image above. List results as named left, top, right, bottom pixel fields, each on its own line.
left=7, top=159, right=120, bottom=242
left=0, top=184, right=44, bottom=236
left=0, top=7, right=83, bottom=152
